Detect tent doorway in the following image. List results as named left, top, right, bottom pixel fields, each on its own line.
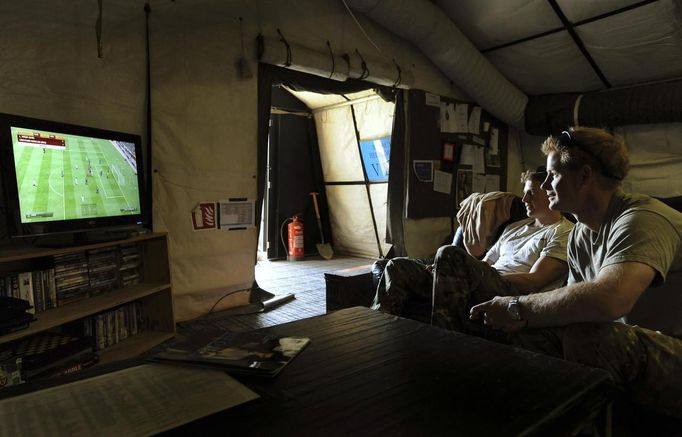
left=257, top=85, right=395, bottom=263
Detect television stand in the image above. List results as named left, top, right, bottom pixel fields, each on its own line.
left=34, top=228, right=149, bottom=248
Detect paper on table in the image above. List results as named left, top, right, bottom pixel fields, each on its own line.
left=433, top=170, right=453, bottom=194
left=0, top=364, right=259, bottom=436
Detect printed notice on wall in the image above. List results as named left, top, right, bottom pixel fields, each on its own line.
left=192, top=202, right=217, bottom=231
left=468, top=106, right=482, bottom=134
left=425, top=92, right=441, bottom=107
left=486, top=174, right=500, bottom=192
left=219, top=198, right=256, bottom=230
left=433, top=169, right=453, bottom=194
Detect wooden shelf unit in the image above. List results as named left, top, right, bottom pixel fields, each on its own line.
left=0, top=232, right=175, bottom=364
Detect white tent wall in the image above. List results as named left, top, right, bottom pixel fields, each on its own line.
left=1, top=0, right=486, bottom=321
left=0, top=1, right=146, bottom=139
left=149, top=2, right=260, bottom=321
left=519, top=124, right=682, bottom=199
left=618, top=123, right=682, bottom=197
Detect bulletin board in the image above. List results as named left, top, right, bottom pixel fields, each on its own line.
left=405, top=89, right=508, bottom=219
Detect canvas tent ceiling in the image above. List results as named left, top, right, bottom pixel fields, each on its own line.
left=436, top=0, right=682, bottom=95
left=346, top=0, right=682, bottom=131
left=343, top=0, right=682, bottom=199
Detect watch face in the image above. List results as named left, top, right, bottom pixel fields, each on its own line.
left=508, top=299, right=522, bottom=320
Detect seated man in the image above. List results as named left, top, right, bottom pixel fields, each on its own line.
left=373, top=168, right=574, bottom=331
left=470, top=127, right=682, bottom=417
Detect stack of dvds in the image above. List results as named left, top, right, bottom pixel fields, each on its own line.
left=86, top=247, right=119, bottom=295
left=119, top=244, right=142, bottom=287
left=82, top=303, right=141, bottom=350
left=53, top=253, right=90, bottom=306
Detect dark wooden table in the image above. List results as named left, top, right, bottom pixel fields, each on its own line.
left=167, top=307, right=613, bottom=436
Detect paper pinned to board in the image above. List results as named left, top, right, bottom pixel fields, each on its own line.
left=440, top=102, right=456, bottom=133
left=486, top=174, right=500, bottom=192
left=489, top=127, right=499, bottom=155
left=473, top=173, right=486, bottom=193
left=425, top=92, right=441, bottom=107
left=454, top=103, right=469, bottom=132
left=460, top=144, right=476, bottom=166
left=473, top=146, right=485, bottom=174
left=468, top=106, right=482, bottom=134
left=433, top=170, right=452, bottom=194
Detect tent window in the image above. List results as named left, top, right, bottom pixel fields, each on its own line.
left=360, top=137, right=390, bottom=182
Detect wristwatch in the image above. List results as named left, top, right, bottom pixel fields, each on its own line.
left=507, top=296, right=523, bottom=321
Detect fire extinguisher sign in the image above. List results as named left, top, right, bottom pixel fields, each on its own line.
left=191, top=202, right=217, bottom=231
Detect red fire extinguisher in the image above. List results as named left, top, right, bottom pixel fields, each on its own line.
left=287, top=214, right=305, bottom=261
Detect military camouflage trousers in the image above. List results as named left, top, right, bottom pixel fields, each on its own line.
left=372, top=246, right=517, bottom=330
left=512, top=323, right=682, bottom=418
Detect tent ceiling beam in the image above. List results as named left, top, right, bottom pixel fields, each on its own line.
left=546, top=0, right=611, bottom=88
left=481, top=0, right=658, bottom=54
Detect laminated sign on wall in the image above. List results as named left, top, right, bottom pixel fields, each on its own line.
left=219, top=199, right=256, bottom=230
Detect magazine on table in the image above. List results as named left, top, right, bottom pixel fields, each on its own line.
left=151, top=330, right=310, bottom=377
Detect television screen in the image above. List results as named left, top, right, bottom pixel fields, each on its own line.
left=0, top=113, right=147, bottom=239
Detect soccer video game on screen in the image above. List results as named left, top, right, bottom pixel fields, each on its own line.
left=10, top=127, right=141, bottom=223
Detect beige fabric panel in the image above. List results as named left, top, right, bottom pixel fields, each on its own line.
left=314, top=107, right=365, bottom=182
left=618, top=123, right=682, bottom=197
left=353, top=97, right=396, bottom=141
left=0, top=1, right=145, bottom=139
left=150, top=5, right=259, bottom=321
left=326, top=185, right=379, bottom=258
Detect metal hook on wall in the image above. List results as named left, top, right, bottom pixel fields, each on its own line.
left=277, top=28, right=292, bottom=67
left=96, top=0, right=104, bottom=58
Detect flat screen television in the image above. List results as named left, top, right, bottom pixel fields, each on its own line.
left=0, top=112, right=148, bottom=243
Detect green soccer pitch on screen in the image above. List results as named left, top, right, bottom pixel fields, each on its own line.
left=0, top=112, right=147, bottom=239
left=10, top=127, right=142, bottom=223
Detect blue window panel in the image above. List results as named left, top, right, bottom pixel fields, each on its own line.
left=360, top=137, right=390, bottom=182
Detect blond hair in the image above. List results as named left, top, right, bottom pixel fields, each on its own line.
left=520, top=166, right=547, bottom=184
left=541, top=127, right=629, bottom=186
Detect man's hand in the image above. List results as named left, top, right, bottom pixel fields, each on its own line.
left=470, top=296, right=527, bottom=332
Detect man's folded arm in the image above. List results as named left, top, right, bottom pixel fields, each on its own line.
left=501, top=255, right=567, bottom=294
